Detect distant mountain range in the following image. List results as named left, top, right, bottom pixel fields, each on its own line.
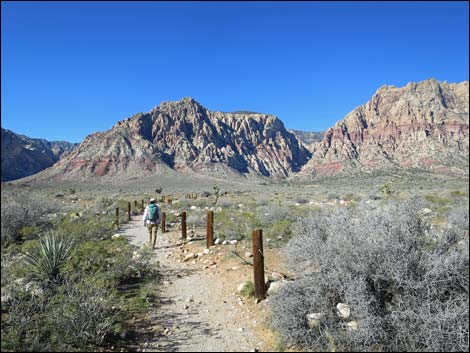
left=2, top=78, right=468, bottom=182
left=1, top=128, right=77, bottom=181
left=288, top=130, right=325, bottom=152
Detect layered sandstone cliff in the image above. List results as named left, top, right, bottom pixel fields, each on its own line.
left=36, top=97, right=310, bottom=180
left=298, top=79, right=469, bottom=178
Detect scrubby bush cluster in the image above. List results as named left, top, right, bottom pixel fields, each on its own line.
left=1, top=189, right=157, bottom=351
left=214, top=208, right=257, bottom=241
left=1, top=191, right=59, bottom=245
left=270, top=197, right=469, bottom=352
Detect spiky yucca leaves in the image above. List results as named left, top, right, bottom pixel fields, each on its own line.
left=24, top=231, right=74, bottom=283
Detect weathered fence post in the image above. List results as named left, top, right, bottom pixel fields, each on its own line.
left=207, top=211, right=214, bottom=248
left=252, top=229, right=266, bottom=300
left=134, top=200, right=137, bottom=208
left=161, top=211, right=166, bottom=233
left=115, top=207, right=119, bottom=228
left=141, top=199, right=144, bottom=210
left=127, top=202, right=131, bottom=221
left=181, top=211, right=187, bottom=239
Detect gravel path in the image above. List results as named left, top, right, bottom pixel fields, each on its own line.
left=121, top=217, right=268, bottom=352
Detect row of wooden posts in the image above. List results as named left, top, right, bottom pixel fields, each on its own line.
left=114, top=201, right=266, bottom=300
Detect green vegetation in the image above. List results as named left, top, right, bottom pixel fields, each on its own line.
left=239, top=281, right=255, bottom=298
left=1, top=189, right=156, bottom=351
left=24, top=231, right=74, bottom=284
left=2, top=170, right=468, bottom=351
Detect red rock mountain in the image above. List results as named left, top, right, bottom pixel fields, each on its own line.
left=35, top=97, right=311, bottom=180
left=298, top=79, right=469, bottom=178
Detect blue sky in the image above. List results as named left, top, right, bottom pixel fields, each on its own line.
left=1, top=1, right=468, bottom=143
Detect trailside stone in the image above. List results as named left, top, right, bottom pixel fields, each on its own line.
left=336, top=303, right=351, bottom=319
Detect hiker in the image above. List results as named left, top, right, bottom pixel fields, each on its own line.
left=143, top=198, right=162, bottom=249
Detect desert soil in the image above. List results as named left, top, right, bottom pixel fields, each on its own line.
left=121, top=217, right=287, bottom=352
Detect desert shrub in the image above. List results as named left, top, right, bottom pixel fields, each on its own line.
left=327, top=192, right=340, bottom=200
left=367, top=188, right=381, bottom=200
left=187, top=212, right=206, bottom=228
left=379, top=183, right=393, bottom=196
left=256, top=205, right=293, bottom=227
left=343, top=193, right=361, bottom=202
left=255, top=204, right=297, bottom=246
left=2, top=278, right=119, bottom=352
left=1, top=290, right=50, bottom=352
left=256, top=196, right=270, bottom=206
left=240, top=281, right=255, bottom=298
left=1, top=192, right=58, bottom=246
left=23, top=231, right=74, bottom=285
left=46, top=280, right=119, bottom=350
left=295, top=196, right=309, bottom=204
left=56, top=214, right=114, bottom=242
left=219, top=199, right=233, bottom=208
left=215, top=209, right=257, bottom=241
left=93, top=196, right=114, bottom=214
left=64, top=240, right=153, bottom=287
left=424, top=194, right=452, bottom=207
left=270, top=197, right=469, bottom=352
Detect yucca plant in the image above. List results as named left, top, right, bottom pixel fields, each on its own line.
left=24, top=231, right=74, bottom=284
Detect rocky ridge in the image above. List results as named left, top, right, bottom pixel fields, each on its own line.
left=289, top=129, right=325, bottom=152
left=1, top=128, right=77, bottom=181
left=297, top=79, right=469, bottom=178
left=34, top=98, right=310, bottom=180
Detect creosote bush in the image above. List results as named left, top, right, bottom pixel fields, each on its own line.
left=270, top=197, right=469, bottom=352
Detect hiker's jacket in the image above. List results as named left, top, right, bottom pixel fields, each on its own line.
left=143, top=204, right=162, bottom=225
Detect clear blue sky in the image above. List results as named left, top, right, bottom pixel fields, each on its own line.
left=1, top=1, right=468, bottom=143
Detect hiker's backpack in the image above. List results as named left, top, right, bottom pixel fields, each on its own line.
left=148, top=204, right=159, bottom=222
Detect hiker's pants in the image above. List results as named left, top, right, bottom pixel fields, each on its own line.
left=147, top=223, right=158, bottom=249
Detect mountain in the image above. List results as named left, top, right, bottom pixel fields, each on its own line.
left=297, top=79, right=469, bottom=178
left=30, top=97, right=311, bottom=181
left=289, top=129, right=325, bottom=152
left=1, top=128, right=77, bottom=181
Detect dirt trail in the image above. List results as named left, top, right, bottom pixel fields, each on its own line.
left=121, top=217, right=276, bottom=352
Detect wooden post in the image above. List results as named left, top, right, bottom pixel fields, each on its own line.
left=207, top=211, right=214, bottom=248
left=115, top=207, right=119, bottom=228
left=252, top=229, right=266, bottom=300
left=161, top=211, right=166, bottom=233
left=127, top=202, right=131, bottom=221
left=181, top=211, right=187, bottom=239
left=134, top=200, right=137, bottom=208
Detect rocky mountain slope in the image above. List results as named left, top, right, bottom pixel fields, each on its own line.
left=1, top=128, right=77, bottom=181
left=297, top=79, right=469, bottom=178
left=32, top=98, right=310, bottom=181
left=289, top=129, right=325, bottom=152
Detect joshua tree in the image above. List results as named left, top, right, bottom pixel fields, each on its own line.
left=213, top=185, right=221, bottom=205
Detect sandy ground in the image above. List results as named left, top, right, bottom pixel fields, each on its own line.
left=120, top=217, right=284, bottom=352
